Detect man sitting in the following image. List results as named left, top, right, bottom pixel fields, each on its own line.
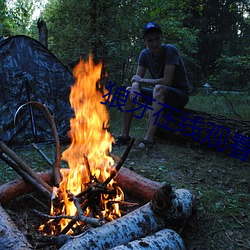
left=116, top=22, right=191, bottom=149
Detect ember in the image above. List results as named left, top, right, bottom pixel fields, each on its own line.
left=40, top=55, right=125, bottom=235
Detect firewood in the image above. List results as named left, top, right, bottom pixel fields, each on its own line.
left=0, top=204, right=32, bottom=249
left=0, top=171, right=53, bottom=204
left=110, top=228, right=186, bottom=250
left=0, top=141, right=52, bottom=193
left=115, top=167, right=162, bottom=202
left=0, top=167, right=159, bottom=205
left=104, top=138, right=135, bottom=186
left=59, top=185, right=195, bottom=250
left=15, top=101, right=62, bottom=186
left=0, top=152, right=51, bottom=199
left=59, top=202, right=166, bottom=249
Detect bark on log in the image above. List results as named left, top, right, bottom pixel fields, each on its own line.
left=0, top=204, right=32, bottom=249
left=59, top=202, right=166, bottom=250
left=0, top=171, right=53, bottom=205
left=155, top=107, right=250, bottom=150
left=110, top=228, right=186, bottom=250
left=59, top=187, right=195, bottom=250
left=0, top=167, right=159, bottom=205
left=114, top=166, right=162, bottom=202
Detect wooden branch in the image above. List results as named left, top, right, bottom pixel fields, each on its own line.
left=104, top=138, right=135, bottom=186
left=37, top=19, right=48, bottom=48
left=0, top=141, right=52, bottom=193
left=0, top=171, right=53, bottom=205
left=0, top=204, right=32, bottom=249
left=15, top=101, right=62, bottom=186
left=0, top=152, right=51, bottom=199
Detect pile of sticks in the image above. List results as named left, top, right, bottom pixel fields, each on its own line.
left=0, top=134, right=135, bottom=236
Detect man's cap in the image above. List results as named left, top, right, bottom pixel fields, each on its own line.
left=142, top=22, right=162, bottom=38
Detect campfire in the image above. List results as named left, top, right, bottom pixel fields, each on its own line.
left=39, top=55, right=128, bottom=236
left=0, top=55, right=196, bottom=249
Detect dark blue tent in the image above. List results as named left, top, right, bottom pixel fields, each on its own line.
left=0, top=35, right=74, bottom=144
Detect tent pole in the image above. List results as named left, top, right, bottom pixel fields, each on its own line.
left=24, top=78, right=37, bottom=142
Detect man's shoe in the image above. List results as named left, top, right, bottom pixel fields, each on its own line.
left=114, top=136, right=132, bottom=146
left=135, top=139, right=155, bottom=149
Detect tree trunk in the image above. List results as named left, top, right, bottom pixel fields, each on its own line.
left=0, top=204, right=32, bottom=249
left=155, top=107, right=250, bottom=151
left=37, top=19, right=48, bottom=47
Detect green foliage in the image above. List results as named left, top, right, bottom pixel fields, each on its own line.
left=2, top=0, right=250, bottom=91
left=208, top=55, right=250, bottom=89
left=0, top=0, right=12, bottom=36
left=5, top=0, right=35, bottom=35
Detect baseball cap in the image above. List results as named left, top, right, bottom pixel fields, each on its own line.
left=142, top=22, right=162, bottom=38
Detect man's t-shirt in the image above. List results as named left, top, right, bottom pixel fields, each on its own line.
left=138, top=44, right=191, bottom=92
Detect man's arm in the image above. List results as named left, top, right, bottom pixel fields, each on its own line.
left=132, top=64, right=176, bottom=87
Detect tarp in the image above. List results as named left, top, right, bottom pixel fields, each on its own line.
left=0, top=35, right=74, bottom=144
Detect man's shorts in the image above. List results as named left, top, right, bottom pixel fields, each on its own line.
left=140, top=87, right=189, bottom=109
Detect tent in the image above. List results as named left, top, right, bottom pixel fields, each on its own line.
left=0, top=35, right=75, bottom=145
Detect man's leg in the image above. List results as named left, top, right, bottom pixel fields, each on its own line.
left=120, top=86, right=135, bottom=138
left=138, top=85, right=166, bottom=146
left=138, top=85, right=189, bottom=148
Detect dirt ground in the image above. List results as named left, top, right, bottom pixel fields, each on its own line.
left=1, top=137, right=249, bottom=249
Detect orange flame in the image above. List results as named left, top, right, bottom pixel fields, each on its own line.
left=42, top=55, right=123, bottom=234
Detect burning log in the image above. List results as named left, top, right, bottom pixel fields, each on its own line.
left=59, top=185, right=195, bottom=250
left=110, top=228, right=186, bottom=250
left=0, top=166, right=160, bottom=205
left=0, top=204, right=32, bottom=249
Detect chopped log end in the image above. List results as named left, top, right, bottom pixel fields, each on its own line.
left=151, top=186, right=196, bottom=230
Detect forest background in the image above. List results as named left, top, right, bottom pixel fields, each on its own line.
left=1, top=0, right=250, bottom=92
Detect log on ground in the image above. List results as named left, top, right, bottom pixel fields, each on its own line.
left=155, top=107, right=250, bottom=150
left=59, top=186, right=195, bottom=250
left=0, top=171, right=53, bottom=205
left=115, top=166, right=162, bottom=203
left=110, top=228, right=186, bottom=250
left=0, top=167, right=160, bottom=205
left=0, top=204, right=32, bottom=249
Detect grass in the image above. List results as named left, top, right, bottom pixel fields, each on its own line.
left=0, top=94, right=249, bottom=249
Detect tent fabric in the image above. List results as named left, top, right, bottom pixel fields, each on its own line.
left=0, top=35, right=75, bottom=144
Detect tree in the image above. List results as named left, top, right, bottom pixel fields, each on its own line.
left=0, top=0, right=12, bottom=36
left=185, top=0, right=250, bottom=89
left=42, top=0, right=198, bottom=88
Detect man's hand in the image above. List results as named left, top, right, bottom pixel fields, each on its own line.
left=130, top=81, right=141, bottom=101
left=131, top=74, right=142, bottom=83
